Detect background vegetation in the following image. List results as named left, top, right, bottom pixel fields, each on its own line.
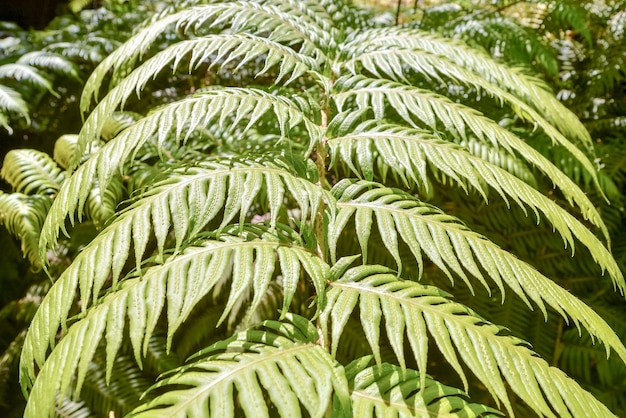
left=1, top=0, right=625, bottom=416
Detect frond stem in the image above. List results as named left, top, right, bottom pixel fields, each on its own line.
left=312, top=78, right=334, bottom=262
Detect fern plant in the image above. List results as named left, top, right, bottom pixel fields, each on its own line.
left=10, top=0, right=626, bottom=416
left=0, top=50, right=78, bottom=134
left=399, top=0, right=626, bottom=412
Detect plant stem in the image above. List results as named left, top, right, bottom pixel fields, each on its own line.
left=313, top=79, right=333, bottom=261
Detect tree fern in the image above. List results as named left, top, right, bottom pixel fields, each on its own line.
left=8, top=0, right=626, bottom=416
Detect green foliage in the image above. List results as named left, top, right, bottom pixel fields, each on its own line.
left=0, top=0, right=625, bottom=416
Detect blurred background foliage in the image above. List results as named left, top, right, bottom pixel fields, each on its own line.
left=1, top=0, right=626, bottom=416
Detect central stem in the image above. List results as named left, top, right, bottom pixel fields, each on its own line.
left=313, top=79, right=333, bottom=261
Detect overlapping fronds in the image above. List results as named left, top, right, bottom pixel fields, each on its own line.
left=328, top=180, right=626, bottom=362
left=342, top=29, right=601, bottom=184
left=76, top=34, right=319, bottom=156
left=321, top=265, right=617, bottom=417
left=22, top=159, right=328, bottom=384
left=14, top=0, right=626, bottom=416
left=127, top=315, right=349, bottom=418
left=1, top=150, right=66, bottom=196
left=26, top=311, right=343, bottom=418
left=344, top=27, right=587, bottom=138
left=333, top=75, right=600, bottom=219
left=81, top=1, right=333, bottom=112
left=327, top=122, right=621, bottom=285
left=0, top=193, right=51, bottom=268
left=0, top=48, right=78, bottom=133
left=40, top=89, right=321, bottom=251
left=345, top=358, right=501, bottom=417
left=16, top=51, right=79, bottom=80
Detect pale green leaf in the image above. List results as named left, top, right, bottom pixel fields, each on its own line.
left=321, top=266, right=617, bottom=417
left=1, top=149, right=65, bottom=195
left=23, top=161, right=326, bottom=384
left=344, top=359, right=502, bottom=417
left=39, top=92, right=321, bottom=254
left=0, top=84, right=29, bottom=122
left=21, top=231, right=329, bottom=417
left=327, top=122, right=622, bottom=289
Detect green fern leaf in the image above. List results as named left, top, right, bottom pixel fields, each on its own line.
left=333, top=74, right=601, bottom=227
left=40, top=90, right=321, bottom=252
left=16, top=51, right=79, bottom=80
left=78, top=33, right=317, bottom=153
left=75, top=85, right=320, bottom=167
left=321, top=265, right=618, bottom=417
left=345, top=27, right=591, bottom=149
left=327, top=122, right=621, bottom=286
left=47, top=40, right=108, bottom=64
left=0, top=64, right=55, bottom=95
left=342, top=34, right=600, bottom=188
left=24, top=311, right=345, bottom=418
left=81, top=1, right=331, bottom=112
left=23, top=161, right=327, bottom=379
left=1, top=149, right=65, bottom=195
left=0, top=193, right=51, bottom=268
left=344, top=358, right=501, bottom=417
left=328, top=180, right=626, bottom=364
left=0, top=85, right=30, bottom=124
left=129, top=315, right=349, bottom=418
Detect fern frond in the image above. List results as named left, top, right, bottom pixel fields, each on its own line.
left=342, top=34, right=600, bottom=186
left=0, top=193, right=51, bottom=268
left=40, top=89, right=321, bottom=251
left=16, top=51, right=79, bottom=80
left=25, top=311, right=344, bottom=418
left=81, top=32, right=317, bottom=143
left=1, top=150, right=65, bottom=195
left=333, top=75, right=599, bottom=219
left=130, top=314, right=349, bottom=418
left=346, top=358, right=501, bottom=417
left=327, top=122, right=620, bottom=285
left=328, top=180, right=626, bottom=364
left=81, top=1, right=331, bottom=111
left=0, top=85, right=30, bottom=124
left=345, top=27, right=591, bottom=149
left=76, top=85, right=320, bottom=167
left=23, top=160, right=328, bottom=383
left=0, top=64, right=54, bottom=94
left=321, top=265, right=617, bottom=417
left=47, top=41, right=108, bottom=64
